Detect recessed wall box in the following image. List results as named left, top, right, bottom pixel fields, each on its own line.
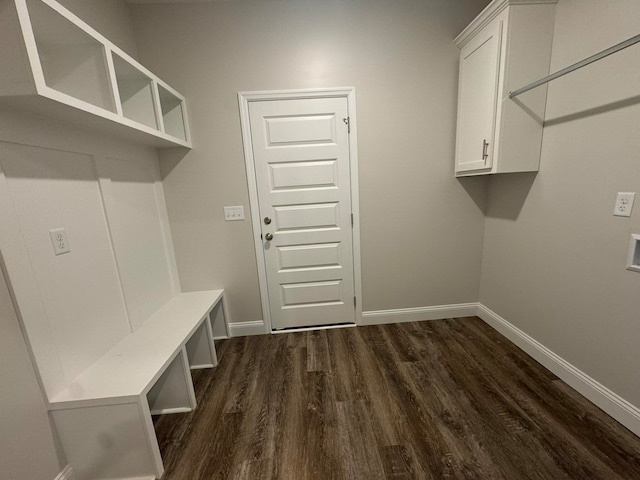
left=626, top=234, right=640, bottom=273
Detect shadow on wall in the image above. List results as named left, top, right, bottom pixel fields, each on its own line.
left=485, top=172, right=537, bottom=221
left=511, top=96, right=544, bottom=126
left=157, top=147, right=191, bottom=179
left=457, top=175, right=490, bottom=216
left=544, top=94, right=640, bottom=127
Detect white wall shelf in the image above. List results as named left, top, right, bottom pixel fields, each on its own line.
left=0, top=0, right=192, bottom=148
left=112, top=53, right=159, bottom=130
left=158, top=84, right=188, bottom=142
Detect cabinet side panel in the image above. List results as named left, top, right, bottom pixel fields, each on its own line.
left=497, top=4, right=556, bottom=173
left=51, top=403, right=158, bottom=479
left=0, top=0, right=36, bottom=95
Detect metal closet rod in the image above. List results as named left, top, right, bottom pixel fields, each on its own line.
left=509, top=33, right=640, bottom=99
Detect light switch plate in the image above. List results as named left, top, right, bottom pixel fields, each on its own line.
left=614, top=192, right=635, bottom=217
left=224, top=206, right=245, bottom=221
left=49, top=228, right=70, bottom=255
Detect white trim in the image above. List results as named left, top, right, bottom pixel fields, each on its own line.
left=476, top=304, right=640, bottom=437
left=346, top=92, right=363, bottom=326
left=150, top=159, right=181, bottom=297
left=53, top=465, right=75, bottom=480
left=229, top=320, right=266, bottom=337
left=361, top=303, right=479, bottom=326
left=238, top=93, right=271, bottom=334
left=104, top=47, right=122, bottom=117
left=190, top=363, right=214, bottom=369
left=219, top=291, right=232, bottom=339
left=238, top=87, right=362, bottom=334
left=238, top=87, right=359, bottom=100
left=149, top=406, right=192, bottom=415
left=93, top=161, right=134, bottom=333
left=271, top=323, right=356, bottom=334
left=454, top=0, right=558, bottom=48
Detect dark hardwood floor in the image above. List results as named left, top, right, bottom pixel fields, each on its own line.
left=153, top=317, right=640, bottom=479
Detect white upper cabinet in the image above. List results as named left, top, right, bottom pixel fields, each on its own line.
left=0, top=0, right=192, bottom=148
left=456, top=20, right=502, bottom=173
left=454, top=0, right=557, bottom=176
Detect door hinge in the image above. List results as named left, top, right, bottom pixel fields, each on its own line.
left=343, top=117, right=350, bottom=134
left=354, top=296, right=357, bottom=307
left=351, top=213, right=354, bottom=226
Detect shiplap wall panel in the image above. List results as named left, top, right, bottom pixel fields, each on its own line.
left=0, top=106, right=178, bottom=399
left=0, top=143, right=131, bottom=391
left=96, top=157, right=177, bottom=331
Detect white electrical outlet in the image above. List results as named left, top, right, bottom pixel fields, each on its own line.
left=613, top=192, right=636, bottom=217
left=224, top=206, right=245, bottom=221
left=49, top=228, right=70, bottom=255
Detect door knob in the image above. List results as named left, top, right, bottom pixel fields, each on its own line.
left=265, top=233, right=273, bottom=241
left=264, top=217, right=272, bottom=225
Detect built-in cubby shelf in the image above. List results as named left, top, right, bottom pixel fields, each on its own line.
left=0, top=0, right=191, bottom=148
left=158, top=85, right=188, bottom=142
left=113, top=53, right=159, bottom=129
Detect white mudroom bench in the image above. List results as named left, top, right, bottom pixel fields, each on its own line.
left=48, top=289, right=228, bottom=480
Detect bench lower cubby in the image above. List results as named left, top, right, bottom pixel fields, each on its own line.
left=48, top=290, right=228, bottom=480
left=51, top=398, right=165, bottom=480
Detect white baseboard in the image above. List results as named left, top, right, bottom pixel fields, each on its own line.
left=476, top=304, right=640, bottom=437
left=361, top=303, right=478, bottom=326
left=228, top=320, right=266, bottom=337
left=54, top=465, right=75, bottom=480
left=230, top=303, right=477, bottom=335
left=223, top=303, right=640, bottom=437
left=271, top=323, right=356, bottom=334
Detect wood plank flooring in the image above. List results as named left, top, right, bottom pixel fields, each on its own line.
left=153, top=317, right=640, bottom=479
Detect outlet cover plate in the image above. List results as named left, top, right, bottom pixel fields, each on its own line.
left=49, top=228, right=70, bottom=255
left=614, top=192, right=635, bottom=217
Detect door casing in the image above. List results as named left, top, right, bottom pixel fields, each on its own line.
left=238, top=87, right=362, bottom=334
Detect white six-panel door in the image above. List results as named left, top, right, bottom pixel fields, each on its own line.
left=248, top=97, right=355, bottom=330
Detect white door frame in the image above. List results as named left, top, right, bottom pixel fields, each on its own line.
left=238, top=87, right=362, bottom=334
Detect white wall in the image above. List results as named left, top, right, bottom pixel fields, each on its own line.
left=480, top=0, right=640, bottom=406
left=57, top=0, right=139, bottom=58
left=131, top=0, right=490, bottom=325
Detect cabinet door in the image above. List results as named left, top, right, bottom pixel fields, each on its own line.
left=455, top=20, right=503, bottom=173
